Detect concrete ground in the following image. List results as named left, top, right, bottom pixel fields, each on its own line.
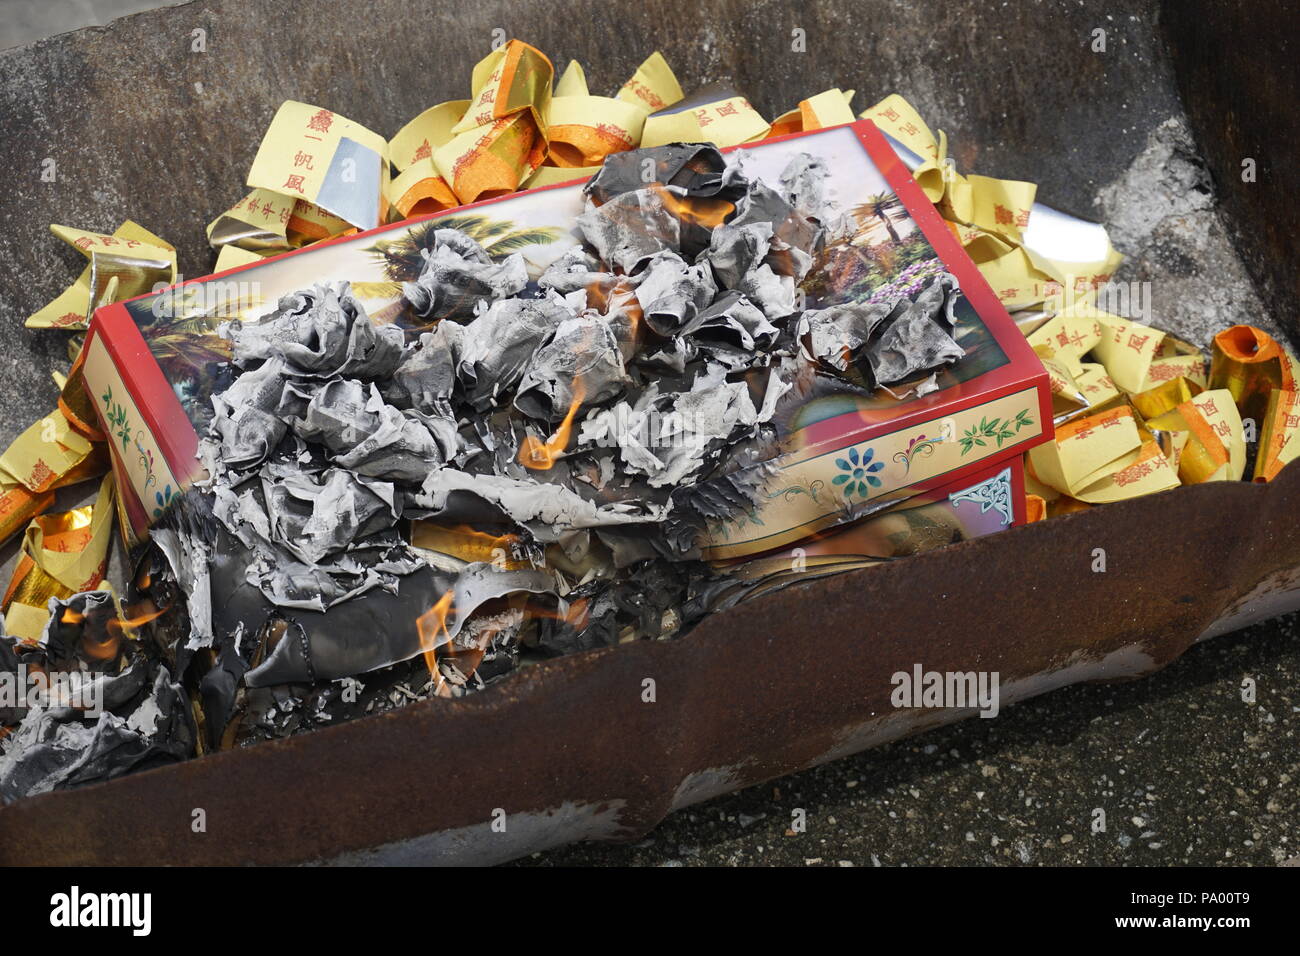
left=5, top=0, right=1297, bottom=868
left=518, top=612, right=1300, bottom=866
left=0, top=0, right=183, bottom=51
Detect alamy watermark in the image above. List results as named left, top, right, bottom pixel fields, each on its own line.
left=891, top=664, right=1000, bottom=718
left=0, top=664, right=104, bottom=717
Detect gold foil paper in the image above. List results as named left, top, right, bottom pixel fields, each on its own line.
left=27, top=222, right=176, bottom=330
left=1145, top=388, right=1245, bottom=484
left=1255, top=388, right=1300, bottom=482
left=2, top=474, right=116, bottom=643
left=1209, top=324, right=1300, bottom=429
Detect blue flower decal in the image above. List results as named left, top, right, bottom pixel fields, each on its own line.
left=832, top=446, right=884, bottom=499
left=152, top=484, right=175, bottom=519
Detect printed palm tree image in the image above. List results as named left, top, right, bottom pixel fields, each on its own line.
left=853, top=191, right=910, bottom=245
left=802, top=188, right=940, bottom=307
left=361, top=214, right=564, bottom=293
left=357, top=214, right=567, bottom=330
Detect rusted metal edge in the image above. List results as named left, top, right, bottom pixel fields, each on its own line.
left=2, top=465, right=1298, bottom=866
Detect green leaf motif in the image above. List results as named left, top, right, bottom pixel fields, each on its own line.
left=958, top=409, right=1035, bottom=455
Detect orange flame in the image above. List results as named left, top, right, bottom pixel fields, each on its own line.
left=652, top=185, right=734, bottom=229
left=518, top=380, right=586, bottom=470
left=416, top=590, right=455, bottom=685
left=61, top=608, right=85, bottom=625
left=522, top=596, right=590, bottom=630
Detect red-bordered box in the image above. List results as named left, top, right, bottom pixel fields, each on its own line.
left=83, top=119, right=1052, bottom=548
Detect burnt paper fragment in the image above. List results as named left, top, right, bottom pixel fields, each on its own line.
left=866, top=273, right=964, bottom=385
left=514, top=314, right=629, bottom=421
left=383, top=320, right=464, bottom=411
left=633, top=250, right=718, bottom=336
left=457, top=294, right=573, bottom=410
left=402, top=229, right=529, bottom=324
left=584, top=143, right=740, bottom=206
left=231, top=282, right=405, bottom=380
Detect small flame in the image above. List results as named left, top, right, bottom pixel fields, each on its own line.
left=652, top=185, right=734, bottom=229
left=518, top=381, right=586, bottom=470
left=523, top=597, right=590, bottom=630
left=416, top=590, right=455, bottom=685
left=108, top=605, right=169, bottom=636
left=61, top=608, right=85, bottom=626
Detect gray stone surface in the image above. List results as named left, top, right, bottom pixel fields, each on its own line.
left=0, top=1, right=180, bottom=51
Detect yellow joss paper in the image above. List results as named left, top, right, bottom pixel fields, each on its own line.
left=1092, top=313, right=1205, bottom=394
left=1025, top=306, right=1104, bottom=375
left=1209, top=324, right=1299, bottom=428
left=438, top=40, right=554, bottom=204
left=641, top=97, right=769, bottom=149
left=617, top=51, right=684, bottom=113
left=546, top=95, right=646, bottom=168
left=1075, top=363, right=1120, bottom=409
left=1255, top=388, right=1300, bottom=482
left=1034, top=350, right=1090, bottom=424
left=1146, top=389, right=1245, bottom=484
left=246, top=101, right=390, bottom=230
left=27, top=222, right=176, bottom=330
left=521, top=164, right=602, bottom=189
left=0, top=410, right=104, bottom=506
left=860, top=94, right=943, bottom=165
left=2, top=475, right=116, bottom=643
left=213, top=245, right=268, bottom=273
left=286, top=199, right=356, bottom=245
left=386, top=159, right=460, bottom=219
left=1028, top=404, right=1148, bottom=499
left=389, top=101, right=469, bottom=172
left=555, top=61, right=588, bottom=98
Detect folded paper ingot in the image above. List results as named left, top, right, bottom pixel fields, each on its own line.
left=1, top=474, right=116, bottom=643
left=1092, top=312, right=1205, bottom=394
left=389, top=100, right=470, bottom=172
left=387, top=159, right=460, bottom=219
left=0, top=408, right=107, bottom=537
left=617, top=51, right=684, bottom=113
left=1025, top=306, right=1104, bottom=375
left=436, top=40, right=553, bottom=205
left=1146, top=388, right=1245, bottom=483
left=1255, top=388, right=1300, bottom=482
left=205, top=189, right=295, bottom=253
left=1209, top=324, right=1300, bottom=429
left=546, top=95, right=646, bottom=167
left=27, top=222, right=176, bottom=330
left=1024, top=403, right=1149, bottom=496
left=246, top=100, right=390, bottom=231
left=641, top=96, right=770, bottom=148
